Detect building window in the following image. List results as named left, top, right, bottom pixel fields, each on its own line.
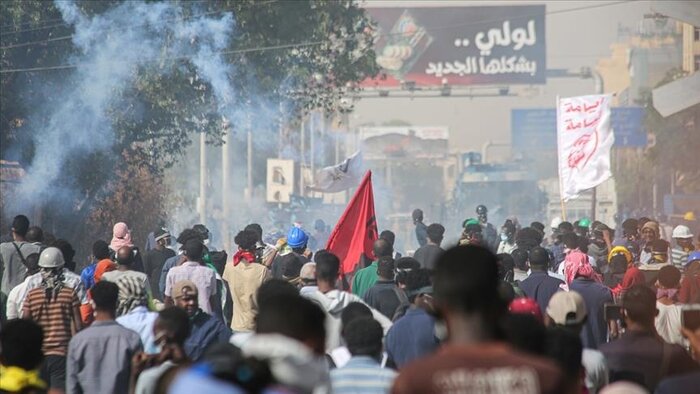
left=695, top=55, right=700, bottom=72
left=695, top=27, right=700, bottom=41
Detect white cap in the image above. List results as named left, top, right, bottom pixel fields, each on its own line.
left=672, top=225, right=693, bottom=239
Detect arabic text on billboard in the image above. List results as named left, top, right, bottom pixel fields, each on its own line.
left=366, top=5, right=546, bottom=87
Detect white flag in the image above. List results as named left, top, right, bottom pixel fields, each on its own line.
left=557, top=94, right=615, bottom=201
left=307, top=151, right=363, bottom=193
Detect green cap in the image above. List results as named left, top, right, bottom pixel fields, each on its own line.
left=578, top=218, right=591, bottom=228
left=463, top=218, right=480, bottom=228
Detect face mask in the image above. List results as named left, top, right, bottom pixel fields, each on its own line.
left=203, top=239, right=210, bottom=246
left=500, top=233, right=509, bottom=242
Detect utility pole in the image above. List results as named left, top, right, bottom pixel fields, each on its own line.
left=221, top=118, right=231, bottom=251
left=199, top=131, right=207, bottom=225
left=590, top=70, right=604, bottom=222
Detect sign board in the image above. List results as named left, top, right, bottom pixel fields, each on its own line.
left=365, top=5, right=546, bottom=87
left=266, top=159, right=294, bottom=203
left=512, top=107, right=647, bottom=150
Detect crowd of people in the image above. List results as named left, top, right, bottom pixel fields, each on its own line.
left=1, top=206, right=700, bottom=394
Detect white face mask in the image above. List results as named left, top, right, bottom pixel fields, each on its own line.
left=203, top=239, right=210, bottom=246
left=500, top=233, right=509, bottom=242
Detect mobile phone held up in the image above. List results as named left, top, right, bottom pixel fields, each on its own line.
left=604, top=303, right=622, bottom=322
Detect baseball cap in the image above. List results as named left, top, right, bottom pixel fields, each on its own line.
left=155, top=228, right=171, bottom=242
left=508, top=298, right=543, bottom=323
left=546, top=291, right=587, bottom=325
left=172, top=280, right=198, bottom=299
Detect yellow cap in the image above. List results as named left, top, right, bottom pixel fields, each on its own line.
left=608, top=246, right=632, bottom=264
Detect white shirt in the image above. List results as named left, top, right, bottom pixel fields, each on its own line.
left=14, top=269, right=88, bottom=317
left=582, top=348, right=608, bottom=394
left=5, top=277, right=31, bottom=320
left=655, top=301, right=685, bottom=346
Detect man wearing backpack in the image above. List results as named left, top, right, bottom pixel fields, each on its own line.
left=1, top=215, right=42, bottom=321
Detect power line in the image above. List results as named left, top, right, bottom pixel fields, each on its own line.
left=0, top=1, right=636, bottom=74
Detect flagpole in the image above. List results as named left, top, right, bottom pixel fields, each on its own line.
left=556, top=94, right=566, bottom=222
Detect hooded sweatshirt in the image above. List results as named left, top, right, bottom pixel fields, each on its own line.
left=242, top=334, right=330, bottom=394
left=303, top=289, right=393, bottom=350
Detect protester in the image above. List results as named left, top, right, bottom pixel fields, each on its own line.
left=66, top=281, right=142, bottom=394
left=458, top=218, right=483, bottom=246
left=222, top=230, right=270, bottom=333
left=164, top=239, right=218, bottom=315
left=495, top=253, right=521, bottom=301
left=353, top=238, right=393, bottom=297
left=0, top=319, right=46, bottom=393
left=549, top=221, right=574, bottom=269
left=159, top=228, right=201, bottom=297
left=302, top=250, right=391, bottom=350
left=391, top=245, right=565, bottom=393
left=115, top=274, right=159, bottom=354
left=545, top=291, right=609, bottom=394
left=363, top=257, right=404, bottom=320
left=80, top=240, right=110, bottom=292
left=271, top=226, right=309, bottom=283
left=508, top=297, right=544, bottom=323
left=1, top=215, right=42, bottom=304
left=412, top=223, right=445, bottom=270
left=476, top=205, right=499, bottom=252
left=243, top=292, right=331, bottom=393
left=670, top=225, right=695, bottom=269
left=22, top=247, right=82, bottom=393
left=601, top=285, right=699, bottom=391
left=412, top=209, right=427, bottom=248
left=639, top=239, right=672, bottom=285
left=102, top=246, right=152, bottom=311
left=311, top=219, right=330, bottom=252
left=380, top=230, right=402, bottom=260
left=385, top=268, right=437, bottom=369
left=511, top=248, right=530, bottom=282
left=244, top=223, right=278, bottom=267
left=497, top=219, right=517, bottom=254
left=639, top=221, right=669, bottom=265
left=132, top=307, right=191, bottom=394
left=171, top=280, right=231, bottom=361
left=109, top=222, right=144, bottom=272
left=329, top=302, right=373, bottom=368
left=141, top=228, right=175, bottom=300
left=330, top=317, right=396, bottom=394
left=588, top=223, right=612, bottom=269
left=605, top=246, right=645, bottom=299
left=298, top=262, right=317, bottom=295
left=519, top=246, right=564, bottom=313
left=679, top=250, right=700, bottom=303
left=655, top=265, right=684, bottom=346
left=5, top=252, right=40, bottom=320
left=544, top=327, right=586, bottom=394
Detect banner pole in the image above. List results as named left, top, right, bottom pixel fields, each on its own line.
left=560, top=199, right=567, bottom=222
left=556, top=94, right=566, bottom=222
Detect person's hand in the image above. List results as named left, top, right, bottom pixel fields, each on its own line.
left=131, top=352, right=152, bottom=376
left=276, top=237, right=287, bottom=250
left=603, top=229, right=612, bottom=245
left=681, top=327, right=700, bottom=358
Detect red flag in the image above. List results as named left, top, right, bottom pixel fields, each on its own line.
left=326, top=171, right=378, bottom=275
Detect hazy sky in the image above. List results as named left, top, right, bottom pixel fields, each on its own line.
left=351, top=1, right=653, bottom=158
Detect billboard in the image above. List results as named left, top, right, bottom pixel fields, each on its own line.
left=266, top=159, right=294, bottom=203
left=359, top=126, right=449, bottom=159
left=365, top=5, right=546, bottom=87
left=511, top=107, right=647, bottom=150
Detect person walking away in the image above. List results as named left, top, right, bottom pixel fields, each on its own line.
left=519, top=247, right=564, bottom=314
left=412, top=224, right=445, bottom=271
left=22, top=247, right=82, bottom=393
left=244, top=223, right=278, bottom=267
left=66, top=281, right=142, bottom=394
left=353, top=238, right=393, bottom=297
left=132, top=307, right=191, bottom=394
left=600, top=285, right=699, bottom=391
left=79, top=241, right=110, bottom=292
left=5, top=253, right=40, bottom=320
left=222, top=230, right=270, bottom=333
left=171, top=280, right=231, bottom=361
left=670, top=225, right=695, bottom=269
left=158, top=229, right=201, bottom=297
left=298, top=262, right=318, bottom=295
left=164, top=240, right=218, bottom=316
left=102, top=246, right=152, bottom=312
left=1, top=215, right=42, bottom=313
left=380, top=230, right=402, bottom=260
left=109, top=222, right=144, bottom=272
left=363, top=257, right=404, bottom=320
left=497, top=220, right=517, bottom=254
left=544, top=291, right=609, bottom=394
left=331, top=317, right=396, bottom=394
left=141, top=229, right=175, bottom=300
left=302, top=250, right=392, bottom=350
left=270, top=227, right=309, bottom=283
left=391, top=245, right=565, bottom=394
left=385, top=268, right=438, bottom=369
left=329, top=302, right=373, bottom=368
left=115, top=275, right=159, bottom=354
left=0, top=319, right=47, bottom=393
left=679, top=251, right=700, bottom=303
left=412, top=209, right=428, bottom=249
left=655, top=265, right=685, bottom=346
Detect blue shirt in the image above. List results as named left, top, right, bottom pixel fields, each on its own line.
left=519, top=271, right=564, bottom=314
left=80, top=262, right=97, bottom=290
left=159, top=254, right=181, bottom=296
left=385, top=307, right=438, bottom=368
left=185, top=310, right=232, bottom=362
left=117, top=306, right=159, bottom=354
left=330, top=356, right=396, bottom=394
left=570, top=278, right=613, bottom=349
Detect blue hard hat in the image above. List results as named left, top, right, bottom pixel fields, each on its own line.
left=688, top=250, right=700, bottom=266
left=287, top=227, right=309, bottom=249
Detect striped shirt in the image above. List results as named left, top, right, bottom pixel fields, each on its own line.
left=330, top=356, right=396, bottom=394
left=671, top=247, right=691, bottom=269
left=22, top=286, right=79, bottom=356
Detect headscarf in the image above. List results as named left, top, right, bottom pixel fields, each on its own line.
left=0, top=365, right=47, bottom=392
left=564, top=249, right=602, bottom=284
left=641, top=221, right=659, bottom=239
left=40, top=267, right=65, bottom=301
left=116, top=275, right=147, bottom=316
left=110, top=222, right=133, bottom=251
